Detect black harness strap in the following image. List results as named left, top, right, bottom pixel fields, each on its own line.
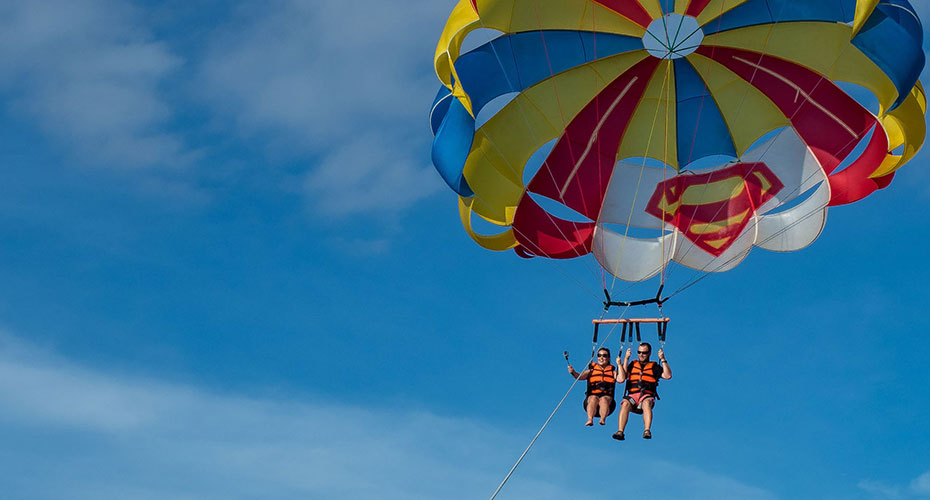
left=602, top=285, right=668, bottom=310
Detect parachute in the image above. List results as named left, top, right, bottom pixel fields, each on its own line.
left=429, top=0, right=926, bottom=283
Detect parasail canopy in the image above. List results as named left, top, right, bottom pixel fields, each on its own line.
left=430, top=0, right=926, bottom=282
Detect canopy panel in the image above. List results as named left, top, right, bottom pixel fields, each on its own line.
left=430, top=0, right=926, bottom=281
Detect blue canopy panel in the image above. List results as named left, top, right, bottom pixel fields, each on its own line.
left=430, top=86, right=452, bottom=135
left=674, top=58, right=737, bottom=167
left=453, top=30, right=643, bottom=117
left=703, top=0, right=856, bottom=35
left=430, top=30, right=642, bottom=197
left=431, top=86, right=475, bottom=197
left=852, top=1, right=925, bottom=109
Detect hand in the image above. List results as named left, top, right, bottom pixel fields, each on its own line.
left=567, top=365, right=574, bottom=374
left=615, top=356, right=622, bottom=366
left=658, top=349, right=666, bottom=361
left=623, top=348, right=631, bottom=362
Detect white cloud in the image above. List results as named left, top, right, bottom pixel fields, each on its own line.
left=306, top=132, right=442, bottom=216
left=0, top=0, right=191, bottom=168
left=0, top=330, right=777, bottom=500
left=197, top=0, right=448, bottom=216
left=912, top=471, right=930, bottom=496
left=860, top=479, right=904, bottom=499
left=198, top=0, right=444, bottom=144
left=326, top=235, right=393, bottom=256
left=857, top=471, right=930, bottom=499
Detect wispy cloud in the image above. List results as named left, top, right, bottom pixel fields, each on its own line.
left=0, top=330, right=776, bottom=499
left=0, top=0, right=192, bottom=168
left=860, top=479, right=904, bottom=499
left=306, top=132, right=442, bottom=216
left=912, top=471, right=930, bottom=497
left=858, top=471, right=930, bottom=499
left=197, top=0, right=446, bottom=216
left=326, top=234, right=392, bottom=257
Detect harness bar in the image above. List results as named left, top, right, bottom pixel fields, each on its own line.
left=592, top=318, right=670, bottom=324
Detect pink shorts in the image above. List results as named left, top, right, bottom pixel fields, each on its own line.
left=624, top=392, right=655, bottom=413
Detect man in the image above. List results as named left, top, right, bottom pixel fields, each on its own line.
left=613, top=342, right=672, bottom=440
left=567, top=348, right=616, bottom=426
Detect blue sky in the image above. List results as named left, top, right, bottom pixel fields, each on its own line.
left=0, top=1, right=929, bottom=498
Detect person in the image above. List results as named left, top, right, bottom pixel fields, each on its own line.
left=567, top=348, right=616, bottom=426
left=612, top=342, right=672, bottom=440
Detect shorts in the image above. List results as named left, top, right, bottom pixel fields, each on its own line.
left=583, top=394, right=616, bottom=417
left=624, top=392, right=655, bottom=415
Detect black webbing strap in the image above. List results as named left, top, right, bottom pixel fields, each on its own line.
left=590, top=323, right=600, bottom=364
left=603, top=285, right=668, bottom=310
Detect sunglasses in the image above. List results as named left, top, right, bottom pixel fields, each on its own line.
left=597, top=354, right=609, bottom=358
left=637, top=351, right=650, bottom=354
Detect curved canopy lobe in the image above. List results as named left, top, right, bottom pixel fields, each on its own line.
left=430, top=0, right=926, bottom=281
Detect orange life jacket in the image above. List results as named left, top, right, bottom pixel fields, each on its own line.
left=625, top=360, right=660, bottom=398
left=586, top=363, right=616, bottom=397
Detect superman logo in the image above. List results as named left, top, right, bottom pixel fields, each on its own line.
left=644, top=163, right=784, bottom=256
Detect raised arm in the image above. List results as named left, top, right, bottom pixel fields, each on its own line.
left=615, top=348, right=632, bottom=382
left=658, top=349, right=672, bottom=379
left=567, top=364, right=591, bottom=380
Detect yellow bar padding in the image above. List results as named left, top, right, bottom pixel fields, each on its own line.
left=465, top=52, right=649, bottom=224
left=852, top=0, right=880, bottom=38
left=458, top=196, right=518, bottom=251
left=871, top=81, right=927, bottom=177
left=618, top=60, right=678, bottom=168
left=686, top=52, right=789, bottom=155
left=694, top=0, right=753, bottom=26
left=703, top=22, right=899, bottom=112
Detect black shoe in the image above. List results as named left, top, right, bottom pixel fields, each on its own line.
left=643, top=430, right=652, bottom=439
left=612, top=431, right=625, bottom=441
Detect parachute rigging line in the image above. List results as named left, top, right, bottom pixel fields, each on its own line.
left=605, top=59, right=675, bottom=299
left=461, top=1, right=608, bottom=292
left=657, top=0, right=785, bottom=286
left=663, top=0, right=877, bottom=296
left=659, top=0, right=799, bottom=287
left=669, top=4, right=733, bottom=284
left=668, top=117, right=890, bottom=298
left=605, top=0, right=734, bottom=296
left=488, top=306, right=629, bottom=500
left=667, top=163, right=871, bottom=299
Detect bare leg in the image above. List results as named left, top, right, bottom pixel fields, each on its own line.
left=585, top=395, right=597, bottom=426
left=598, top=397, right=610, bottom=425
left=612, top=399, right=631, bottom=440
left=618, top=399, right=631, bottom=432
left=642, top=398, right=655, bottom=437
